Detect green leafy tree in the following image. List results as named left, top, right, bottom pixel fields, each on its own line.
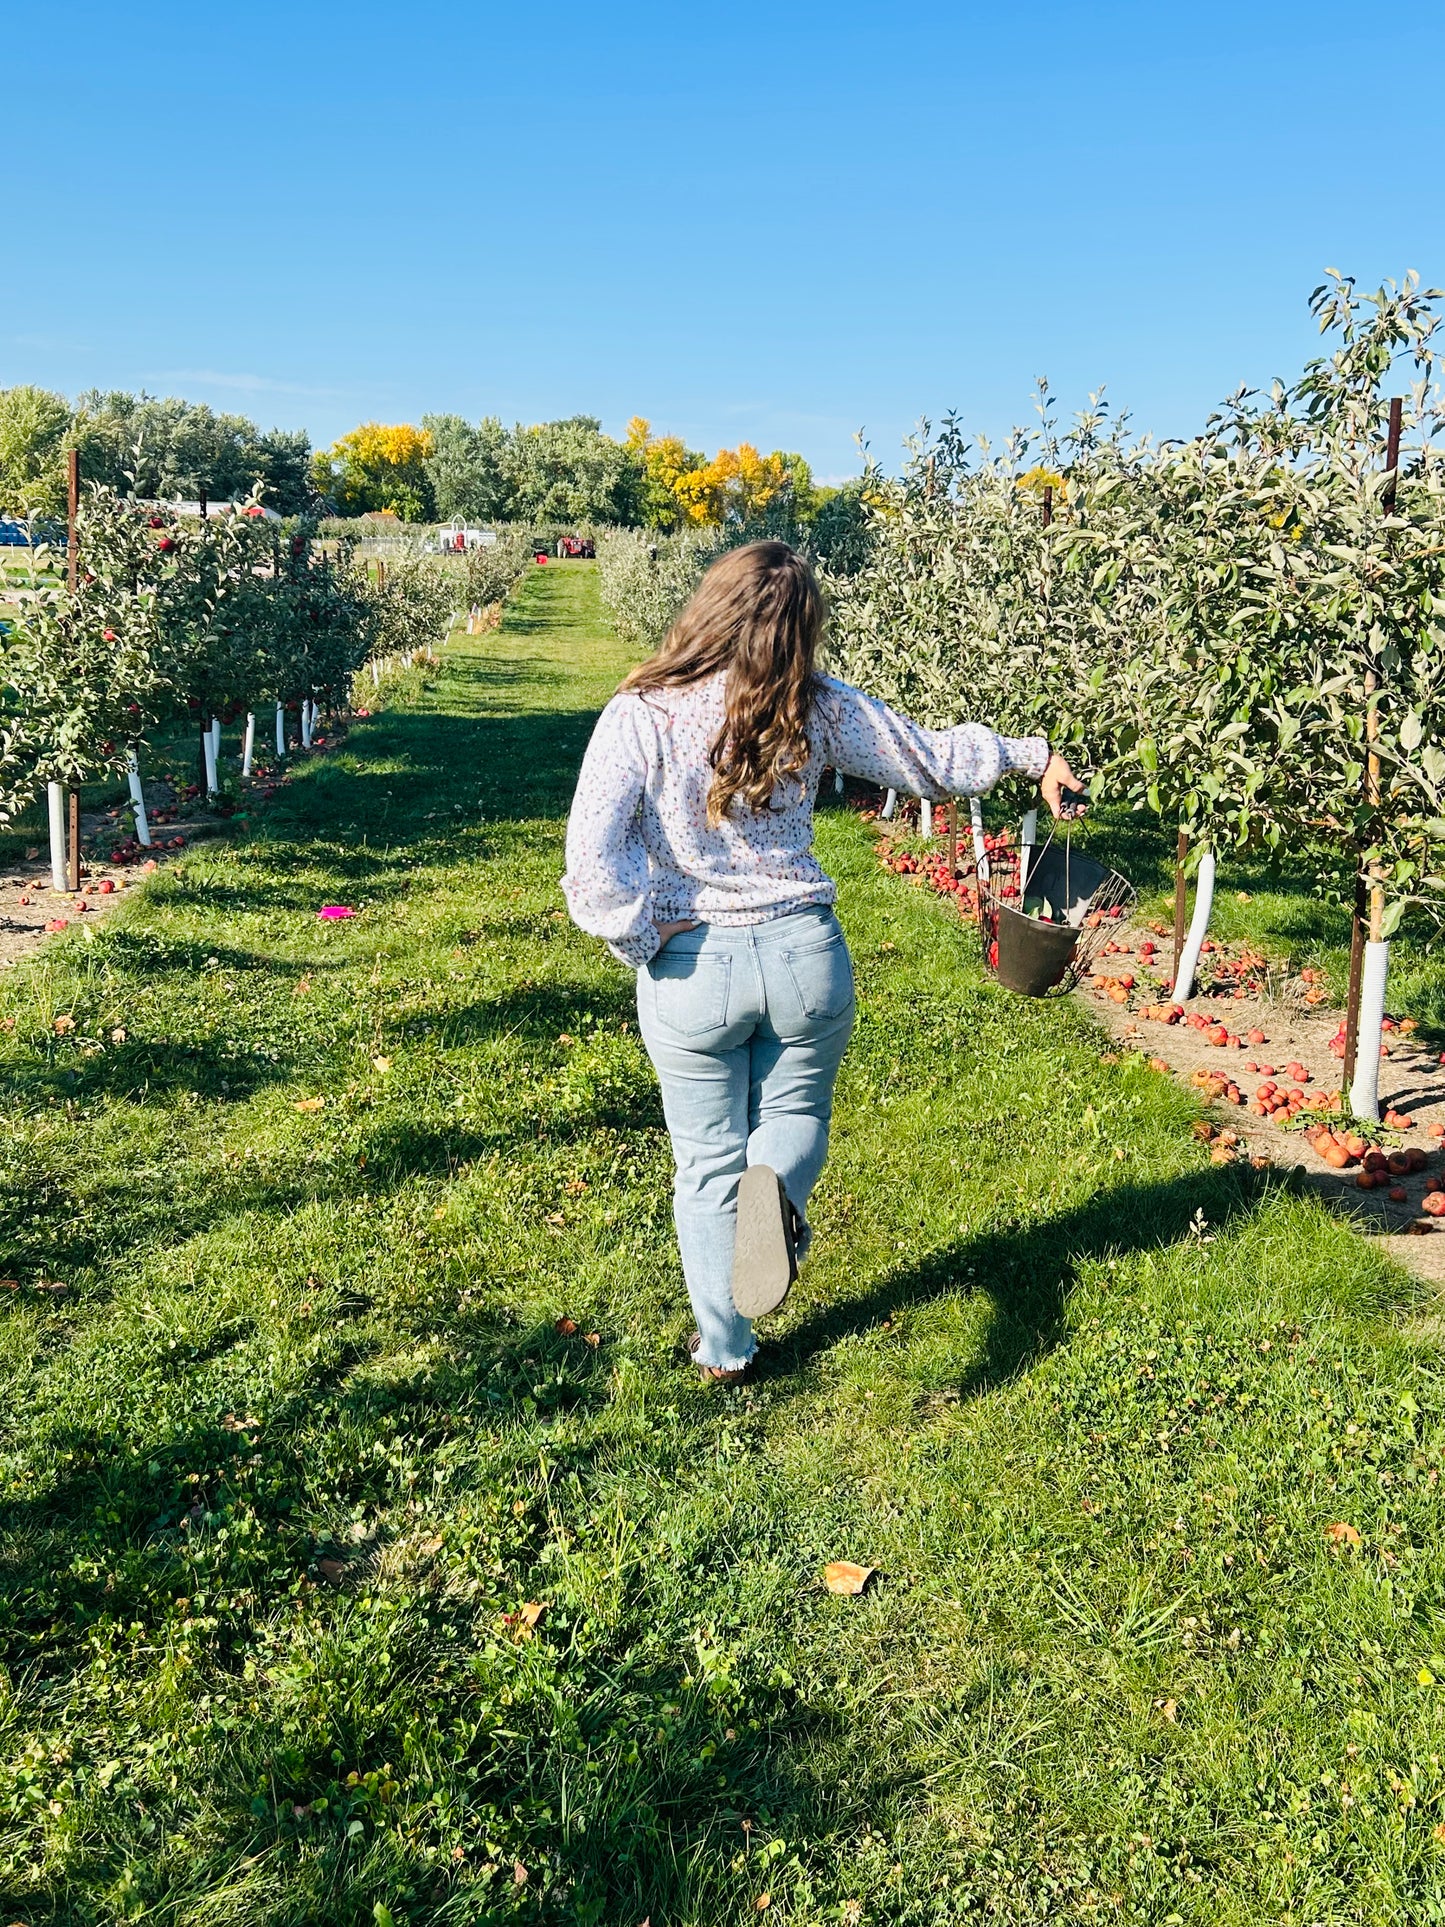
left=505, top=416, right=638, bottom=524
left=422, top=414, right=513, bottom=522
left=0, top=386, right=71, bottom=518
left=0, top=491, right=170, bottom=817
left=71, top=393, right=313, bottom=512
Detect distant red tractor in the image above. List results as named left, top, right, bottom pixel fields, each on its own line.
left=557, top=535, right=595, bottom=559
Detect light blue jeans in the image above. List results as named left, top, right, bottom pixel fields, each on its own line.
left=636, top=907, right=857, bottom=1369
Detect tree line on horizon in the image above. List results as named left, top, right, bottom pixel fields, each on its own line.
left=0, top=385, right=859, bottom=534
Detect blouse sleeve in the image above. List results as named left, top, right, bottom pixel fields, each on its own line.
left=562, top=696, right=661, bottom=969
left=815, top=677, right=1049, bottom=799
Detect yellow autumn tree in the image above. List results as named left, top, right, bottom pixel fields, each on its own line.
left=628, top=419, right=802, bottom=531
left=628, top=418, right=707, bottom=530
left=313, top=422, right=436, bottom=521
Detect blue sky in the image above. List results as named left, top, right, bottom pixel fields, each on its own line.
left=6, top=1, right=1441, bottom=480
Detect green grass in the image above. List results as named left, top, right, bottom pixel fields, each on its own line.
left=4, top=562, right=1445, bottom=1925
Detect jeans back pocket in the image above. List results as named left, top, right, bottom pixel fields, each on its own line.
left=780, top=931, right=855, bottom=1023
left=647, top=951, right=732, bottom=1036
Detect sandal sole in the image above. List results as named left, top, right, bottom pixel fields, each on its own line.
left=732, top=1165, right=797, bottom=1320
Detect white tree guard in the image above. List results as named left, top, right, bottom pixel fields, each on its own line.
left=1171, top=846, right=1216, bottom=1002
left=203, top=721, right=220, bottom=795
left=1019, top=808, right=1039, bottom=890
left=241, top=713, right=255, bottom=777
left=1349, top=941, right=1390, bottom=1122
left=300, top=701, right=313, bottom=750
left=834, top=769, right=844, bottom=795
left=969, top=796, right=988, bottom=877
left=47, top=782, right=67, bottom=892
left=880, top=789, right=897, bottom=821
left=371, top=660, right=380, bottom=688
left=920, top=798, right=933, bottom=837
left=126, top=749, right=152, bottom=847
left=275, top=704, right=286, bottom=757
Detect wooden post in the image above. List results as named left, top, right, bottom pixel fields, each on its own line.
left=66, top=448, right=79, bottom=592
left=1382, top=396, right=1403, bottom=516
left=66, top=449, right=80, bottom=886
left=1172, top=828, right=1189, bottom=988
left=1042, top=483, right=1054, bottom=529
left=1369, top=399, right=1403, bottom=948
left=1342, top=398, right=1403, bottom=1091
left=66, top=785, right=81, bottom=892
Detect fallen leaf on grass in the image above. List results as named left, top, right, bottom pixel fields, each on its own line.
left=1325, top=1522, right=1362, bottom=1550
left=372, top=1055, right=392, bottom=1073
left=317, top=1558, right=348, bottom=1584
left=294, top=1096, right=326, bottom=1113
left=756, top=1894, right=771, bottom=1912
left=110, top=1027, right=126, bottom=1044
left=823, top=1561, right=876, bottom=1596
left=25, top=845, right=38, bottom=859
left=555, top=1316, right=577, bottom=1335
left=1154, top=1697, right=1179, bottom=1722
left=513, top=1862, right=528, bottom=1886
left=584, top=1331, right=601, bottom=1347
left=293, top=974, right=312, bottom=997
left=52, top=1015, right=75, bottom=1033
left=544, top=1211, right=566, bottom=1228
left=501, top=1600, right=548, bottom=1641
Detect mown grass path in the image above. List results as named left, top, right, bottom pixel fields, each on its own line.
left=3, top=564, right=1444, bottom=1926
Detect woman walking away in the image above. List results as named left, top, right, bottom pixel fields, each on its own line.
left=563, top=541, right=1083, bottom=1383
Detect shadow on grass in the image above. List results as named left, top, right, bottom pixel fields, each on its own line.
left=763, top=1164, right=1269, bottom=1399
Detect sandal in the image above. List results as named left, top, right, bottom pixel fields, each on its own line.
left=688, top=1332, right=751, bottom=1384
left=731, top=1164, right=799, bottom=1320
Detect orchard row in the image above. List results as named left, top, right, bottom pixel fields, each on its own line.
left=0, top=488, right=536, bottom=877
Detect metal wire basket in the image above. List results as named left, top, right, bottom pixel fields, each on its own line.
left=977, top=831, right=1135, bottom=997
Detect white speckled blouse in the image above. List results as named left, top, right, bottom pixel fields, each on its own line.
left=562, top=670, right=1049, bottom=968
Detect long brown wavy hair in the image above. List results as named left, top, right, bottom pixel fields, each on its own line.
left=620, top=540, right=824, bottom=825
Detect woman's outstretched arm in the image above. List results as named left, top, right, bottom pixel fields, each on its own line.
left=816, top=676, right=1049, bottom=798
left=561, top=697, right=660, bottom=968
